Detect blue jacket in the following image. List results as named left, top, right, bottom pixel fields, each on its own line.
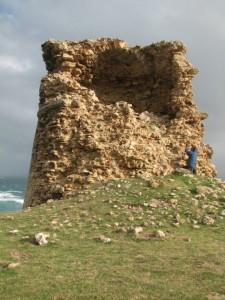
left=185, top=148, right=197, bottom=168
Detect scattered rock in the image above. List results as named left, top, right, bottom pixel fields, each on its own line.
left=169, top=199, right=178, bottom=205
left=21, top=235, right=30, bottom=240
left=80, top=210, right=89, bottom=217
left=220, top=209, right=225, bottom=216
left=51, top=219, right=58, bottom=225
left=155, top=230, right=166, bottom=239
left=7, top=262, right=20, bottom=269
left=208, top=294, right=225, bottom=300
left=149, top=201, right=159, bottom=208
left=9, top=229, right=19, bottom=234
left=134, top=226, right=143, bottom=236
left=196, top=186, right=214, bottom=195
left=175, top=213, right=181, bottom=223
left=191, top=199, right=199, bottom=207
left=174, top=168, right=191, bottom=175
left=202, top=216, right=215, bottom=225
left=112, top=222, right=119, bottom=228
left=148, top=179, right=160, bottom=188
left=107, top=211, right=114, bottom=216
left=96, top=235, right=112, bottom=244
left=182, top=237, right=191, bottom=242
left=47, top=199, right=54, bottom=204
left=7, top=215, right=15, bottom=220
left=192, top=225, right=200, bottom=229
left=35, top=233, right=49, bottom=245
left=115, top=227, right=127, bottom=233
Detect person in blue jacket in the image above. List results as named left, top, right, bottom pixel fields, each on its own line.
left=185, top=145, right=198, bottom=174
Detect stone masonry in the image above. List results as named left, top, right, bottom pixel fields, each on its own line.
left=24, top=38, right=216, bottom=207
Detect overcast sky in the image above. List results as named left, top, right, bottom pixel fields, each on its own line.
left=0, top=0, right=224, bottom=178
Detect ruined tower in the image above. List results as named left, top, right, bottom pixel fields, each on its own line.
left=24, top=38, right=216, bottom=207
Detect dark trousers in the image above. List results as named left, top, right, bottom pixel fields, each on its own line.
left=188, top=166, right=196, bottom=174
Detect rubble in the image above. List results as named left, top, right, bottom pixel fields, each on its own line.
left=24, top=38, right=216, bottom=207
left=35, top=233, right=49, bottom=245
left=134, top=226, right=144, bottom=236
left=202, top=216, right=215, bottom=225
left=7, top=262, right=20, bottom=269
left=155, top=230, right=166, bottom=238
left=220, top=210, right=225, bottom=216
left=196, top=186, right=214, bottom=195
left=9, top=229, right=19, bottom=234
left=96, top=235, right=112, bottom=243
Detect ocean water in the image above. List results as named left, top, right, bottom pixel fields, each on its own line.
left=0, top=177, right=26, bottom=212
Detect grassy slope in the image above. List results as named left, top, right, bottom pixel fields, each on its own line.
left=0, top=174, right=225, bottom=300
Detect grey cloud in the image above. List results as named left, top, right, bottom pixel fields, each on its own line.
left=0, top=0, right=224, bottom=177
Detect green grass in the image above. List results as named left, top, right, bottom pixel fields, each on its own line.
left=0, top=174, right=225, bottom=300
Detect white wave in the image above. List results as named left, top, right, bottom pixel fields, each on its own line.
left=0, top=192, right=24, bottom=204
left=5, top=190, right=23, bottom=194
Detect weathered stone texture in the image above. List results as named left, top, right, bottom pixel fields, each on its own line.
left=24, top=38, right=216, bottom=207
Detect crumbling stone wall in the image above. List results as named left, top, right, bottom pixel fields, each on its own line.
left=24, top=38, right=216, bottom=207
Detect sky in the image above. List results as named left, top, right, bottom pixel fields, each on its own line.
left=0, top=0, right=224, bottom=177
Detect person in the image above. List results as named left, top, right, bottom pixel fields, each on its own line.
left=185, top=145, right=197, bottom=174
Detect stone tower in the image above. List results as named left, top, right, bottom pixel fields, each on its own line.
left=24, top=38, right=216, bottom=207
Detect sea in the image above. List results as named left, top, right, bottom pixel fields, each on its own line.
left=0, top=177, right=26, bottom=213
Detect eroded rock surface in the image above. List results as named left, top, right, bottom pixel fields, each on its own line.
left=24, top=38, right=216, bottom=207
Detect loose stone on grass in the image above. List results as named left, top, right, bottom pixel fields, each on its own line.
left=155, top=230, right=166, bottom=239
left=134, top=226, right=143, bottom=236
left=35, top=233, right=50, bottom=246
left=9, top=229, right=19, bottom=234
left=202, top=216, right=215, bottom=225
left=95, top=235, right=112, bottom=244
left=7, top=262, right=20, bottom=269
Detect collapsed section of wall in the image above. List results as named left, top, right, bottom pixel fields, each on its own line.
left=24, top=38, right=216, bottom=207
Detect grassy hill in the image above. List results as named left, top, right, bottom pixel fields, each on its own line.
left=0, top=174, right=225, bottom=300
